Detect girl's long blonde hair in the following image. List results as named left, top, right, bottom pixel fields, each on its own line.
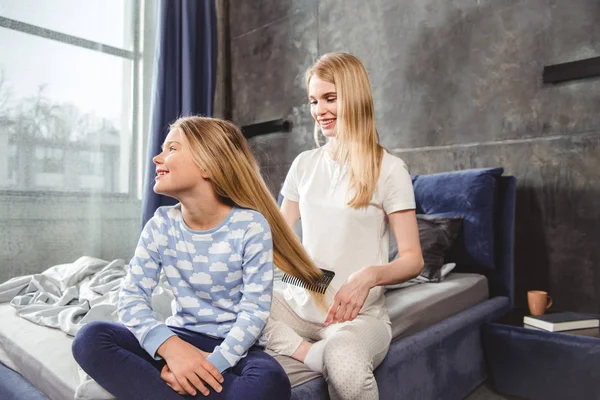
left=171, top=116, right=326, bottom=307
left=306, top=52, right=383, bottom=209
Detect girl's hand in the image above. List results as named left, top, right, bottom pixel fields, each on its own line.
left=158, top=337, right=223, bottom=397
left=161, top=364, right=187, bottom=395
left=324, top=268, right=375, bottom=325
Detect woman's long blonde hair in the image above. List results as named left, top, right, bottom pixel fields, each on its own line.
left=306, top=52, right=383, bottom=209
left=171, top=116, right=326, bottom=307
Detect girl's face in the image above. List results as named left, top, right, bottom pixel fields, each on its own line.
left=152, top=128, right=208, bottom=198
left=309, top=76, right=338, bottom=138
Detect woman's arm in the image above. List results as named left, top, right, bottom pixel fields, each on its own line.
left=280, top=198, right=301, bottom=229
left=366, top=209, right=424, bottom=286
left=324, top=209, right=424, bottom=325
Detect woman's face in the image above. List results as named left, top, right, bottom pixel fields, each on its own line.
left=309, top=76, right=337, bottom=138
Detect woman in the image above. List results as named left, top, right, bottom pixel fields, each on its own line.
left=72, top=116, right=325, bottom=399
left=265, top=53, right=424, bottom=400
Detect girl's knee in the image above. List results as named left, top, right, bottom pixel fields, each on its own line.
left=72, top=321, right=113, bottom=361
left=241, top=353, right=291, bottom=399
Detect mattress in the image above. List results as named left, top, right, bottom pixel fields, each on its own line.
left=0, top=273, right=488, bottom=397
left=0, top=303, right=79, bottom=400
left=386, top=272, right=489, bottom=339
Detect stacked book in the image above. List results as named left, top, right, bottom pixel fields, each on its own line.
left=523, top=312, right=600, bottom=332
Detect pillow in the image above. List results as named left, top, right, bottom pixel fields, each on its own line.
left=412, top=167, right=503, bottom=270
left=389, top=215, right=463, bottom=282
left=385, top=262, right=456, bottom=291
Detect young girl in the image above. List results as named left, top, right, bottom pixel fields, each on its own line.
left=264, top=53, right=424, bottom=400
left=72, top=116, right=325, bottom=399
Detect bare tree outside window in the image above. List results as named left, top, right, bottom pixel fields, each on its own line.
left=0, top=0, right=158, bottom=283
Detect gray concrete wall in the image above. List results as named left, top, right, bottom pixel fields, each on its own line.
left=227, top=0, right=600, bottom=313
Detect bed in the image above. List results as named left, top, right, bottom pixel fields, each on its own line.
left=0, top=167, right=515, bottom=400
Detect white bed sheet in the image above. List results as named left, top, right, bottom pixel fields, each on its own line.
left=0, top=273, right=489, bottom=397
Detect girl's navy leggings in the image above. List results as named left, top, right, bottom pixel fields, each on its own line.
left=72, top=321, right=291, bottom=400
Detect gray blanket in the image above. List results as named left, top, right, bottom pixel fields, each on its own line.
left=0, top=256, right=176, bottom=400
left=0, top=257, right=126, bottom=337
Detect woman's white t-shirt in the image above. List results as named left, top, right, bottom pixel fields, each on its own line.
left=278, top=144, right=416, bottom=323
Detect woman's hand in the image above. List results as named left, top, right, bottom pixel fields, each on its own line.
left=324, top=268, right=375, bottom=325
left=157, top=336, right=223, bottom=397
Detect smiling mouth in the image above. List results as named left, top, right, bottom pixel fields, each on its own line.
left=320, top=118, right=336, bottom=129
left=155, top=171, right=169, bottom=179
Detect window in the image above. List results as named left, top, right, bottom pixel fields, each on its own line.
left=0, top=0, right=158, bottom=283
left=0, top=0, right=156, bottom=194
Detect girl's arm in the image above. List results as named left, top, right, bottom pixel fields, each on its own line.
left=325, top=209, right=424, bottom=325
left=117, top=218, right=176, bottom=357
left=125, top=217, right=223, bottom=396
left=205, top=217, right=274, bottom=373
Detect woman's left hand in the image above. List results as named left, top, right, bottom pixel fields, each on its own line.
left=324, top=268, right=375, bottom=325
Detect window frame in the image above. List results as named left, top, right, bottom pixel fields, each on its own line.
left=0, top=0, right=144, bottom=198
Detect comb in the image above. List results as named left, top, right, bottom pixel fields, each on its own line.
left=281, top=268, right=335, bottom=294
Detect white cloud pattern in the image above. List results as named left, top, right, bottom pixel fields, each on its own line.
left=176, top=241, right=196, bottom=254
left=229, top=229, right=244, bottom=239
left=260, top=270, right=273, bottom=282
left=179, top=296, right=200, bottom=308
left=234, top=344, right=245, bottom=354
left=209, top=242, right=232, bottom=254
left=246, top=222, right=264, bottom=238
left=245, top=243, right=263, bottom=255
left=229, top=285, right=242, bottom=296
left=177, top=260, right=193, bottom=270
left=163, top=265, right=180, bottom=278
left=247, top=326, right=261, bottom=338
left=209, top=262, right=228, bottom=272
left=225, top=270, right=243, bottom=283
left=145, top=261, right=158, bottom=269
left=129, top=303, right=147, bottom=315
left=245, top=283, right=265, bottom=292
left=195, top=291, right=211, bottom=299
left=216, top=312, right=236, bottom=322
left=189, top=272, right=212, bottom=285
left=130, top=265, right=144, bottom=275
left=231, top=211, right=254, bottom=222
left=135, top=246, right=150, bottom=260
left=164, top=249, right=177, bottom=257
left=213, top=298, right=233, bottom=308
left=259, top=250, right=273, bottom=265
left=229, top=254, right=242, bottom=262
left=258, top=294, right=271, bottom=302
left=245, top=266, right=259, bottom=274
left=229, top=327, right=246, bottom=341
left=192, top=234, right=213, bottom=241
left=140, top=277, right=157, bottom=289
left=152, top=230, right=169, bottom=246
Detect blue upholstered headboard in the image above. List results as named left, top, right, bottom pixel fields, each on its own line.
left=412, top=168, right=516, bottom=306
